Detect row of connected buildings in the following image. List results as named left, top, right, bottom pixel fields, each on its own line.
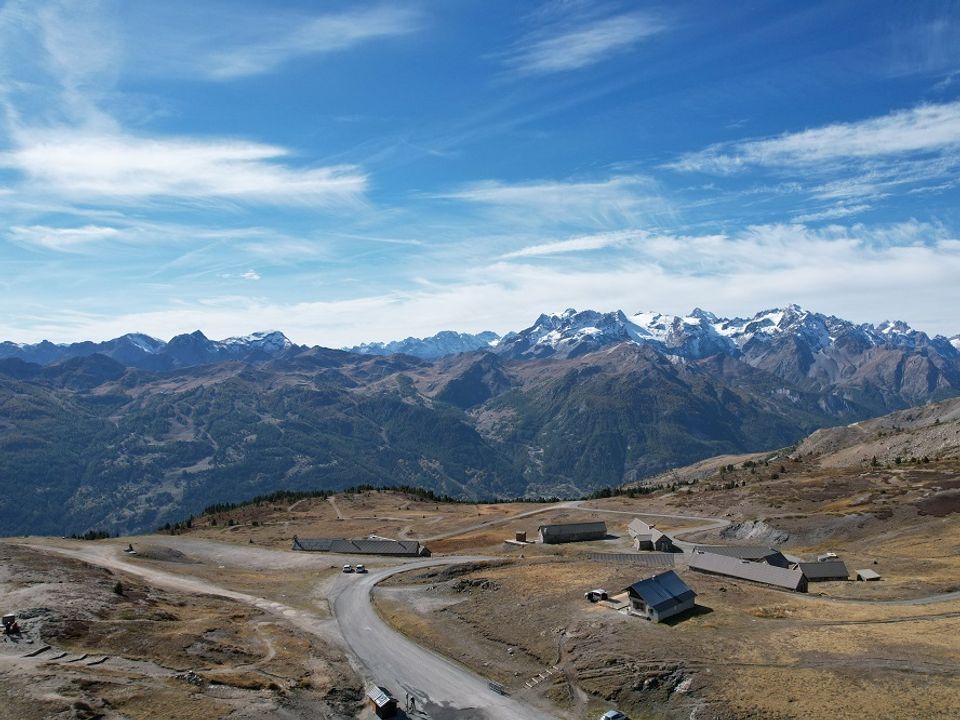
left=291, top=535, right=431, bottom=556
left=688, top=545, right=860, bottom=592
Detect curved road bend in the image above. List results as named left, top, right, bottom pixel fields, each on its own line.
left=333, top=556, right=555, bottom=720
left=22, top=541, right=555, bottom=719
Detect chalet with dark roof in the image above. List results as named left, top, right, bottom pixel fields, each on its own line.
left=622, top=570, right=697, bottom=622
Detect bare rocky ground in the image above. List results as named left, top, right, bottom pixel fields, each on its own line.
left=0, top=543, right=361, bottom=720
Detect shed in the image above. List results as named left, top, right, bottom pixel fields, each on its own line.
left=633, top=529, right=676, bottom=552
left=856, top=569, right=881, bottom=581
left=693, top=545, right=789, bottom=568
left=689, top=551, right=808, bottom=592
left=797, top=559, right=848, bottom=581
left=622, top=570, right=697, bottom=622
left=630, top=520, right=677, bottom=552
left=538, top=521, right=607, bottom=544
left=366, top=686, right=398, bottom=718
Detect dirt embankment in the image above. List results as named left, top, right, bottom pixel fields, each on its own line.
left=0, top=543, right=361, bottom=720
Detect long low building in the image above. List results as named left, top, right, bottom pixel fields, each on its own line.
left=538, top=521, right=607, bottom=544
left=689, top=550, right=808, bottom=592
left=693, top=545, right=790, bottom=568
left=292, top=536, right=430, bottom=556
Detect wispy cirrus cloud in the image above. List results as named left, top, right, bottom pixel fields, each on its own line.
left=668, top=101, right=960, bottom=174
left=505, top=11, right=664, bottom=76
left=791, top=203, right=871, bottom=223
left=499, top=230, right=636, bottom=258
left=199, top=6, right=420, bottom=80
left=2, top=128, right=367, bottom=205
left=0, top=2, right=372, bottom=214
left=437, top=175, right=667, bottom=227
left=9, top=224, right=121, bottom=252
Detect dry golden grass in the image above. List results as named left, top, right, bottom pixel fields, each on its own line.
left=376, top=549, right=960, bottom=720
left=183, top=491, right=558, bottom=550
left=713, top=665, right=960, bottom=720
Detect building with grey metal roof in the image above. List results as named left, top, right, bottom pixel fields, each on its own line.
left=292, top=536, right=429, bottom=556
left=693, top=545, right=789, bottom=567
left=856, top=569, right=881, bottom=581
left=689, top=550, right=808, bottom=592
left=796, top=559, right=848, bottom=581
left=538, top=521, right=607, bottom=544
left=622, top=570, right=697, bottom=622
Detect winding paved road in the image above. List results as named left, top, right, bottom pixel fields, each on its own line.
left=332, top=557, right=555, bottom=720
left=19, top=541, right=557, bottom=719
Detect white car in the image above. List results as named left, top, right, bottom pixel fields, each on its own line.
left=601, top=711, right=628, bottom=720
left=342, top=564, right=354, bottom=573
left=355, top=564, right=367, bottom=574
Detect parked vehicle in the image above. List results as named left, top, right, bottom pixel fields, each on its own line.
left=600, top=710, right=628, bottom=720
left=584, top=589, right=609, bottom=602
left=355, top=564, right=367, bottom=574
left=342, top=564, right=354, bottom=573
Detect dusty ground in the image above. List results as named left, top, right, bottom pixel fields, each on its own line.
left=0, top=543, right=361, bottom=720
left=183, top=493, right=559, bottom=550
left=182, top=489, right=704, bottom=557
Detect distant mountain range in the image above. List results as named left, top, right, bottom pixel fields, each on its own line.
left=346, top=330, right=500, bottom=359
left=4, top=304, right=957, bottom=369
left=0, top=330, right=293, bottom=370
left=1, top=304, right=959, bottom=536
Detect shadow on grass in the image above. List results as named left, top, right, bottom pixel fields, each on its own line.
left=660, top=603, right=714, bottom=626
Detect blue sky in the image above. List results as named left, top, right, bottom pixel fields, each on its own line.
left=1, top=0, right=959, bottom=345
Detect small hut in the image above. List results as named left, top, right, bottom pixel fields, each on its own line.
left=366, top=686, right=398, bottom=718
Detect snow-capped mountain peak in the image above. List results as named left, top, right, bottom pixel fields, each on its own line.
left=120, top=333, right=166, bottom=353
left=221, top=330, right=292, bottom=352
left=875, top=320, right=916, bottom=337
left=495, top=304, right=951, bottom=362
